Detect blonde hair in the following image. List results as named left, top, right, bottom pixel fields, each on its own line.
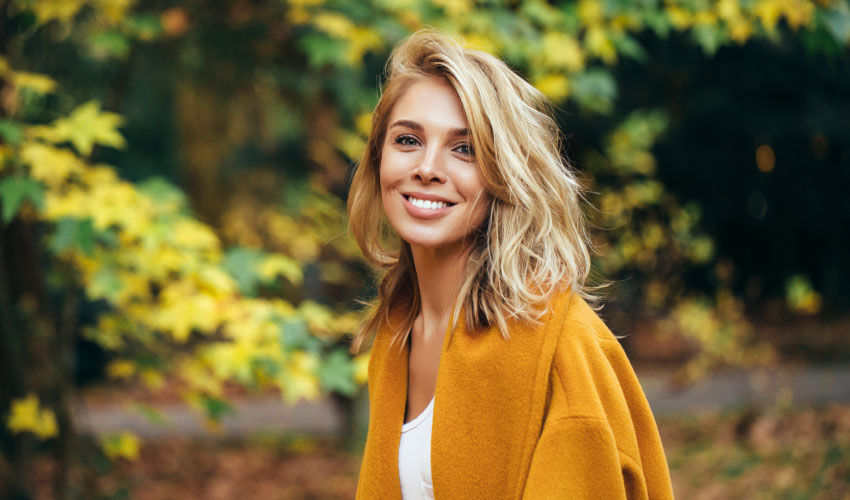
left=348, top=28, right=604, bottom=354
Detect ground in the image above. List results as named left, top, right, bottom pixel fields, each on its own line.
left=21, top=402, right=850, bottom=499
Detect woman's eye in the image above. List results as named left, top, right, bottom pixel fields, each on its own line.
left=454, top=143, right=474, bottom=157
left=395, top=135, right=419, bottom=147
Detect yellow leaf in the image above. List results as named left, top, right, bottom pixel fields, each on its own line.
left=258, top=254, right=304, bottom=285
left=11, top=71, right=58, bottom=94
left=94, top=0, right=135, bottom=25
left=584, top=26, right=617, bottom=64
left=80, top=164, right=118, bottom=186
left=355, top=112, right=373, bottom=137
left=279, top=351, right=321, bottom=403
left=196, top=266, right=237, bottom=297
left=173, top=219, right=220, bottom=251
left=577, top=0, right=604, bottom=26
left=353, top=352, right=370, bottom=385
left=290, top=233, right=320, bottom=262
left=346, top=27, right=383, bottom=66
left=140, top=368, right=164, bottom=389
left=610, top=12, right=642, bottom=31
left=106, top=359, right=136, bottom=379
left=533, top=74, right=571, bottom=101
left=298, top=300, right=334, bottom=334
left=780, top=0, right=815, bottom=30
left=27, top=0, right=87, bottom=25
left=542, top=32, right=585, bottom=72
left=462, top=33, right=498, bottom=55
left=754, top=0, right=783, bottom=30
left=312, top=13, right=354, bottom=38
left=665, top=5, right=692, bottom=30
left=6, top=393, right=58, bottom=439
left=728, top=18, right=754, bottom=43
left=86, top=179, right=152, bottom=236
left=180, top=359, right=223, bottom=397
left=716, top=0, right=742, bottom=21
left=287, top=6, right=310, bottom=25
left=785, top=275, right=822, bottom=314
left=48, top=101, right=126, bottom=156
left=20, top=143, right=85, bottom=187
left=153, top=283, right=221, bottom=341
left=334, top=128, right=366, bottom=160
left=101, top=431, right=140, bottom=460
left=693, top=10, right=718, bottom=26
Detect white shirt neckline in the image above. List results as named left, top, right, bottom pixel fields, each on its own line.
left=401, top=396, right=435, bottom=433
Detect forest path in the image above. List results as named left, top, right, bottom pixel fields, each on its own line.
left=72, top=364, right=850, bottom=439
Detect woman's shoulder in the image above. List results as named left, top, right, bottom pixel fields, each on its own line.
left=547, top=287, right=619, bottom=346
left=547, top=288, right=633, bottom=382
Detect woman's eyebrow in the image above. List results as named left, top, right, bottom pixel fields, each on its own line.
left=388, top=119, right=469, bottom=137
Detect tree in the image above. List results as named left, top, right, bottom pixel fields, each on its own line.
left=1, top=0, right=847, bottom=497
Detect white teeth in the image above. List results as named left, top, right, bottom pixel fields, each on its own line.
left=407, top=196, right=448, bottom=210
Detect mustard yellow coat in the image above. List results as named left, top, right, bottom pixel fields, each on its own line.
left=355, top=289, right=675, bottom=499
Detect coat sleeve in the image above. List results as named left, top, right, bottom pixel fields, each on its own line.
left=522, top=414, right=631, bottom=499
left=599, top=338, right=675, bottom=500
left=521, top=325, right=674, bottom=499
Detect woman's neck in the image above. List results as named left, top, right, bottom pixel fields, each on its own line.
left=410, top=241, right=469, bottom=337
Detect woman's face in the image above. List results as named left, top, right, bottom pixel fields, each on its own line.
left=379, top=77, right=488, bottom=252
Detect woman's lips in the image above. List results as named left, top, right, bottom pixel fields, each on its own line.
left=401, top=193, right=454, bottom=219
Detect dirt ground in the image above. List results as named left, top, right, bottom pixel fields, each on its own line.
left=17, top=402, right=850, bottom=499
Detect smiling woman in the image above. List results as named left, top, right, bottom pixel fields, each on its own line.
left=347, top=29, right=674, bottom=500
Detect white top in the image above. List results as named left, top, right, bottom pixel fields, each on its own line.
left=398, top=396, right=435, bottom=500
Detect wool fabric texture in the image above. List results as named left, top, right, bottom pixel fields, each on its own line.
left=355, top=289, right=675, bottom=500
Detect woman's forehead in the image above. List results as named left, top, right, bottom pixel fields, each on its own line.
left=387, top=77, right=469, bottom=131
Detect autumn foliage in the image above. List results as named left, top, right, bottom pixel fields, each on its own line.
left=1, top=0, right=847, bottom=498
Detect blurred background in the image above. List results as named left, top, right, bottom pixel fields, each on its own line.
left=0, top=0, right=848, bottom=498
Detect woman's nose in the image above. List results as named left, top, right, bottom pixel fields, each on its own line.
left=413, top=147, right=447, bottom=184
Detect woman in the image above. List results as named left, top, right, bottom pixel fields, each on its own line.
left=348, top=29, right=674, bottom=500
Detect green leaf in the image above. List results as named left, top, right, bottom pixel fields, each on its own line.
left=223, top=246, right=265, bottom=296
left=691, top=23, right=728, bottom=56
left=612, top=32, right=648, bottom=63
left=317, top=348, right=357, bottom=397
left=278, top=317, right=323, bottom=354
left=50, top=217, right=95, bottom=255
left=89, top=30, right=132, bottom=59
left=300, top=34, right=347, bottom=68
left=572, top=69, right=618, bottom=114
left=0, top=175, right=44, bottom=224
left=89, top=268, right=123, bottom=302
left=126, top=14, right=163, bottom=39
left=137, top=177, right=187, bottom=211
left=0, top=119, right=24, bottom=145
left=133, top=403, right=168, bottom=425
left=644, top=9, right=672, bottom=38
left=822, top=2, right=850, bottom=44
left=198, top=394, right=234, bottom=422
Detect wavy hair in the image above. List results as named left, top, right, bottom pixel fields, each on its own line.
left=348, top=29, right=604, bottom=354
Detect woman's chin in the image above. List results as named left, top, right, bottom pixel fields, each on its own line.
left=400, top=234, right=464, bottom=252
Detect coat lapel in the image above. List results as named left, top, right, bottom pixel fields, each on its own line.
left=431, top=301, right=564, bottom=499
left=358, top=293, right=567, bottom=499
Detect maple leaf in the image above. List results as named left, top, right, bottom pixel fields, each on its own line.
left=50, top=100, right=126, bottom=156
left=6, top=393, right=58, bottom=439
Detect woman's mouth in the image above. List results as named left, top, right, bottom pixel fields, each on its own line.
left=401, top=193, right=456, bottom=218
left=403, top=194, right=454, bottom=210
